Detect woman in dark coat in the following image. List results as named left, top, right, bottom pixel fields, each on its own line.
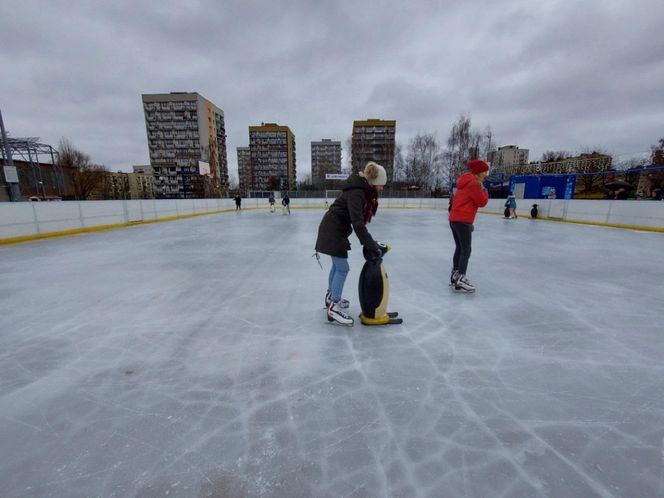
left=315, top=161, right=387, bottom=325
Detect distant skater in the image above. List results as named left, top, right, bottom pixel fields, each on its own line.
left=315, top=162, right=387, bottom=325
left=449, top=159, right=489, bottom=293
left=234, top=195, right=242, bottom=210
left=506, top=192, right=517, bottom=218
left=269, top=194, right=275, bottom=212
left=282, top=193, right=291, bottom=215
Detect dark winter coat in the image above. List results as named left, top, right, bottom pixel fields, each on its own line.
left=315, top=174, right=380, bottom=258
left=449, top=172, right=488, bottom=224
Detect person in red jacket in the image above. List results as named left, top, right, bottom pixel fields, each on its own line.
left=449, top=159, right=489, bottom=292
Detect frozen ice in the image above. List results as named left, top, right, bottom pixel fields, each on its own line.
left=1, top=208, right=663, bottom=497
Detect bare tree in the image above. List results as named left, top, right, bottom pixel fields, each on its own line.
left=540, top=150, right=571, bottom=163
left=575, top=149, right=612, bottom=194
left=623, top=157, right=649, bottom=168
left=342, top=136, right=354, bottom=172
left=446, top=115, right=472, bottom=181
left=651, top=137, right=664, bottom=165
left=469, top=130, right=482, bottom=160
left=441, top=116, right=496, bottom=191
left=481, top=126, right=496, bottom=161
left=392, top=143, right=406, bottom=184
left=404, top=132, right=443, bottom=189
left=57, top=138, right=108, bottom=200
left=57, top=138, right=90, bottom=170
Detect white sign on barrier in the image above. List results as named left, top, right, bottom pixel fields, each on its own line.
left=325, top=173, right=349, bottom=180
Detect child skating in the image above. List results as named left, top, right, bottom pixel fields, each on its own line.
left=506, top=192, right=517, bottom=218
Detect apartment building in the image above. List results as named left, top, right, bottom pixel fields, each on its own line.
left=488, top=145, right=530, bottom=174
left=311, top=139, right=342, bottom=188
left=142, top=92, right=228, bottom=198
left=237, top=147, right=251, bottom=196
left=132, top=165, right=152, bottom=175
left=105, top=172, right=155, bottom=200
left=351, top=119, right=396, bottom=181
left=248, top=123, right=296, bottom=191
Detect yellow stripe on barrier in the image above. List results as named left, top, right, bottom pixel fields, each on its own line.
left=0, top=208, right=244, bottom=247
left=476, top=209, right=664, bottom=233
left=2, top=205, right=662, bottom=247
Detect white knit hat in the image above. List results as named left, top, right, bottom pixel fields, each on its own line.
left=361, top=161, right=387, bottom=186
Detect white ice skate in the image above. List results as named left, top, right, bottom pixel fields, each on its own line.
left=453, top=274, right=476, bottom=293
left=327, top=301, right=354, bottom=326
left=324, top=290, right=349, bottom=309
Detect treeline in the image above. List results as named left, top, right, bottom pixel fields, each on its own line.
left=391, top=115, right=495, bottom=194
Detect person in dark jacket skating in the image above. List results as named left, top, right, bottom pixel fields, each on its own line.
left=281, top=193, right=291, bottom=214
left=315, top=161, right=387, bottom=326
left=449, top=159, right=489, bottom=292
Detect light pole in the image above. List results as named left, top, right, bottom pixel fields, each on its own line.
left=0, top=107, right=21, bottom=201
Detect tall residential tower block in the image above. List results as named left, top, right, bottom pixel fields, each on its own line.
left=311, top=139, right=342, bottom=189
left=237, top=147, right=251, bottom=196
left=142, top=92, right=228, bottom=198
left=248, top=123, right=296, bottom=191
left=351, top=119, right=396, bottom=182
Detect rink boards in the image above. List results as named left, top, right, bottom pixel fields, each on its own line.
left=1, top=197, right=663, bottom=245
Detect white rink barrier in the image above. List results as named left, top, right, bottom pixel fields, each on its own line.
left=0, top=198, right=243, bottom=242
left=478, top=198, right=664, bottom=230
left=291, top=197, right=664, bottom=230
left=1, top=197, right=663, bottom=243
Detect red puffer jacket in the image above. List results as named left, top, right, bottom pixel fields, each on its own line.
left=449, top=172, right=489, bottom=223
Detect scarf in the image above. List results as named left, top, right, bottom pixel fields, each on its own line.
left=364, top=187, right=378, bottom=224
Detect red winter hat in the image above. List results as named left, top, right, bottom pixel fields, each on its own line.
left=467, top=159, right=489, bottom=174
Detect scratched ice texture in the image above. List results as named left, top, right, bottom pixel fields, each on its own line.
left=1, top=208, right=663, bottom=497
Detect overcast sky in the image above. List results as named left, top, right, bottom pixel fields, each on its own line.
left=2, top=0, right=663, bottom=180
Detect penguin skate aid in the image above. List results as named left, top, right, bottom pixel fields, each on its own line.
left=358, top=242, right=402, bottom=326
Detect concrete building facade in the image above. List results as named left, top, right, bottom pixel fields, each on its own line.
left=237, top=147, right=251, bottom=196
left=132, top=165, right=152, bottom=175
left=311, top=139, right=342, bottom=189
left=98, top=172, right=155, bottom=200
left=142, top=92, right=228, bottom=199
left=488, top=145, right=530, bottom=174
left=248, top=123, right=296, bottom=191
left=351, top=119, right=396, bottom=182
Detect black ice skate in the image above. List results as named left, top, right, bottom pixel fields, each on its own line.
left=327, top=301, right=354, bottom=326
left=453, top=274, right=476, bottom=293
left=324, top=290, right=349, bottom=309
left=449, top=270, right=460, bottom=286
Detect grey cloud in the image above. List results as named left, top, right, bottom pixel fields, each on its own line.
left=1, top=0, right=662, bottom=175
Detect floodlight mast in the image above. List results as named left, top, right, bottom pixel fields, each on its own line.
left=0, top=108, right=22, bottom=201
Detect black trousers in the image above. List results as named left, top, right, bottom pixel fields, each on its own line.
left=449, top=221, right=473, bottom=275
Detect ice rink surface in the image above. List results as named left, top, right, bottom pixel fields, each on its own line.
left=1, top=207, right=663, bottom=497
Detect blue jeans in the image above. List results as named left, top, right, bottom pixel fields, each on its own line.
left=328, top=256, right=350, bottom=302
